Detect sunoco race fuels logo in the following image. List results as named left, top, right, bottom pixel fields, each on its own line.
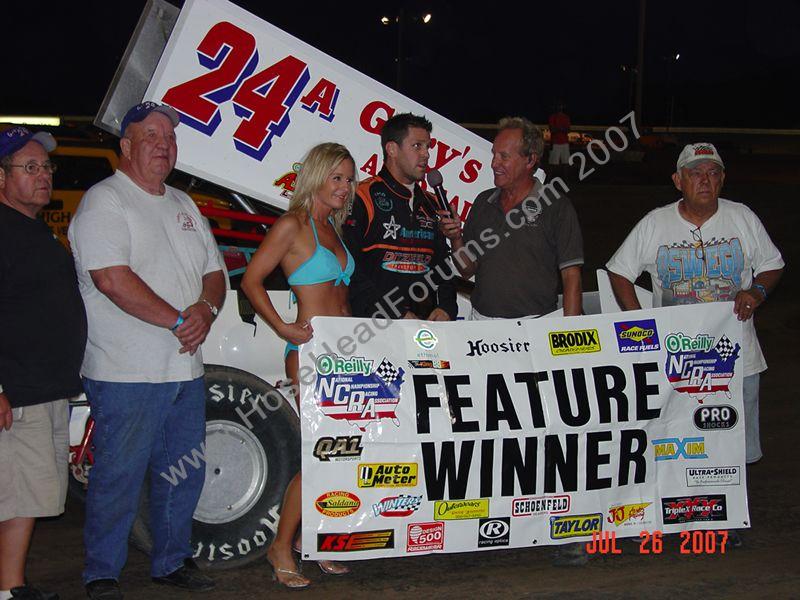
left=550, top=513, right=603, bottom=539
left=614, top=319, right=660, bottom=352
left=549, top=329, right=601, bottom=356
left=477, top=517, right=510, bottom=547
left=358, top=463, right=418, bottom=488
left=652, top=437, right=707, bottom=461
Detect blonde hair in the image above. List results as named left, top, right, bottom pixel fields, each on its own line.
left=288, top=142, right=357, bottom=230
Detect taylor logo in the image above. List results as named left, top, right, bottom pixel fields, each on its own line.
left=652, top=437, right=707, bottom=461
left=315, top=491, right=361, bottom=517
left=686, top=466, right=741, bottom=487
left=407, top=522, right=444, bottom=553
left=512, top=495, right=570, bottom=517
left=313, top=436, right=364, bottom=462
left=665, top=332, right=740, bottom=403
left=314, top=354, right=404, bottom=431
left=614, top=319, right=660, bottom=352
left=176, top=211, right=197, bottom=231
left=549, top=329, right=601, bottom=356
left=372, top=494, right=423, bottom=517
left=662, top=495, right=727, bottom=524
left=607, top=502, right=651, bottom=526
left=433, top=498, right=489, bottom=520
left=317, top=530, right=394, bottom=552
left=414, top=328, right=438, bottom=350
left=549, top=513, right=603, bottom=539
left=358, top=463, right=418, bottom=488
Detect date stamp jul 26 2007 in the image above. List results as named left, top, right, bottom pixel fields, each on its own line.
left=585, top=530, right=733, bottom=555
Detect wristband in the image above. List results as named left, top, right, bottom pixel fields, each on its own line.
left=753, top=283, right=767, bottom=300
left=170, top=315, right=185, bottom=331
left=0, top=383, right=4, bottom=394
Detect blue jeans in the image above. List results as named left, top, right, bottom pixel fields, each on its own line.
left=82, top=377, right=206, bottom=583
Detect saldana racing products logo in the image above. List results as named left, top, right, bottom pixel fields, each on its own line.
left=315, top=491, right=361, bottom=517
left=664, top=332, right=740, bottom=403
left=314, top=354, right=404, bottom=431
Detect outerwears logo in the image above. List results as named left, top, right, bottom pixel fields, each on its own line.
left=314, top=354, right=404, bottom=431
left=665, top=332, right=740, bottom=403
left=661, top=495, right=728, bottom=524
left=614, top=319, right=660, bottom=352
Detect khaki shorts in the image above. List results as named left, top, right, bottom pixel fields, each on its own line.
left=0, top=399, right=69, bottom=521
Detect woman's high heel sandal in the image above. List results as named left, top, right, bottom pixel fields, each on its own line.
left=292, top=539, right=350, bottom=576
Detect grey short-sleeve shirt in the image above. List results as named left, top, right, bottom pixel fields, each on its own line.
left=462, top=182, right=583, bottom=317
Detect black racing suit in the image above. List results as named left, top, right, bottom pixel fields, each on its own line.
left=343, top=167, right=458, bottom=320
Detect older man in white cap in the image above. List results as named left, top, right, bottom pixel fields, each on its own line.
left=69, top=102, right=225, bottom=599
left=607, top=142, right=784, bottom=486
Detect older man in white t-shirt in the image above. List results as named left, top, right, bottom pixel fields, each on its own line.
left=607, top=143, right=784, bottom=470
left=69, top=102, right=225, bottom=599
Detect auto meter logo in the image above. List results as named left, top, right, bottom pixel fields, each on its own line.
left=665, top=332, right=740, bottom=403
left=694, top=405, right=738, bottom=430
left=661, top=495, right=728, bottom=524
left=407, top=522, right=444, bottom=553
left=373, top=494, right=423, bottom=517
left=614, top=319, right=660, bottom=352
left=433, top=498, right=490, bottom=520
left=317, top=530, right=395, bottom=552
left=607, top=502, right=651, bottom=527
left=313, top=436, right=364, bottom=462
left=358, top=463, right=418, bottom=488
left=314, top=354, right=404, bottom=431
left=550, top=513, right=603, bottom=539
left=414, top=328, right=438, bottom=350
left=315, top=491, right=361, bottom=517
left=548, top=329, right=601, bottom=356
left=478, top=517, right=510, bottom=547
left=511, top=495, right=570, bottom=517
left=652, top=437, right=707, bottom=461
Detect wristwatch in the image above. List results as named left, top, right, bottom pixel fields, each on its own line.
left=200, top=298, right=219, bottom=318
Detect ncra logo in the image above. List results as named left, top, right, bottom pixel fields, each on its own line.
left=652, top=437, right=707, bottom=461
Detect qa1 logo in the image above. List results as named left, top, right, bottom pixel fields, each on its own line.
left=414, top=328, right=438, bottom=350
left=477, top=517, right=510, bottom=548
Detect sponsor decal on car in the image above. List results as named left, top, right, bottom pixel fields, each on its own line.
left=317, top=529, right=395, bottom=552
left=661, top=495, right=728, bottom=524
left=373, top=494, right=423, bottom=517
left=314, top=354, right=404, bottom=431
left=407, top=522, right=444, bottom=552
left=693, top=405, right=738, bottom=431
left=358, top=463, right=418, bottom=488
left=315, top=491, right=361, bottom=517
left=511, top=495, right=570, bottom=517
left=313, top=435, right=364, bottom=462
left=652, top=437, right=707, bottom=461
left=665, top=332, right=740, bottom=403
left=614, top=319, right=660, bottom=352
left=548, top=329, right=601, bottom=356
left=433, top=498, right=490, bottom=520
left=549, top=513, right=603, bottom=539
left=686, top=466, right=741, bottom=487
left=478, top=517, right=510, bottom=547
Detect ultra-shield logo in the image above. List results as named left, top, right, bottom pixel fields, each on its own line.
left=614, top=319, right=660, bottom=352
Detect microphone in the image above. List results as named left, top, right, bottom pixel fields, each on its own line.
left=425, top=169, right=451, bottom=214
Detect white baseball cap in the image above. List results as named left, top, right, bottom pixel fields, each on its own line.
left=676, top=143, right=724, bottom=171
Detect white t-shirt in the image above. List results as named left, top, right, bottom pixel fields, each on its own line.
left=68, top=170, right=224, bottom=383
left=607, top=198, right=784, bottom=377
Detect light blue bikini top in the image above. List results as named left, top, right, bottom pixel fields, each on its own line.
left=287, top=216, right=355, bottom=289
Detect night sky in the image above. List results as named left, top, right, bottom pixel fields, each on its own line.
left=4, top=0, right=800, bottom=128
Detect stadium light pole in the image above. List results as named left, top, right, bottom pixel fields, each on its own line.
left=380, top=10, right=433, bottom=92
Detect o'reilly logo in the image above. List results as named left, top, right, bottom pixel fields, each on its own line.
left=549, top=329, right=601, bottom=356
left=694, top=405, right=738, bottom=431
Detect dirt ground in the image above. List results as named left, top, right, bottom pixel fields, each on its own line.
left=26, top=150, right=800, bottom=599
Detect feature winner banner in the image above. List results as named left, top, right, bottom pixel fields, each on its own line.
left=143, top=0, right=493, bottom=215
left=299, top=303, right=748, bottom=559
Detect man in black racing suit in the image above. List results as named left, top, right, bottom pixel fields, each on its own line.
left=344, top=113, right=457, bottom=321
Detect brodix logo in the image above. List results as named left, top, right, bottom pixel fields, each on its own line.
left=549, top=329, right=601, bottom=356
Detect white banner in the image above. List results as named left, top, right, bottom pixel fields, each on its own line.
left=300, top=303, right=748, bottom=559
left=144, top=0, right=493, bottom=216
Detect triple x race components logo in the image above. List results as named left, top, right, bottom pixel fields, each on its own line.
left=549, top=329, right=601, bottom=356
left=314, top=354, right=404, bottom=431
left=664, top=332, right=740, bottom=403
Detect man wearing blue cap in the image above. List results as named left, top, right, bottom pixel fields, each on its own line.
left=0, top=126, right=87, bottom=600
left=68, top=102, right=225, bottom=599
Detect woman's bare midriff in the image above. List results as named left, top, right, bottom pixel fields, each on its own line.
left=293, top=281, right=350, bottom=323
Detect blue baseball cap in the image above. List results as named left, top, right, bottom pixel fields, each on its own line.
left=120, top=101, right=180, bottom=136
left=0, top=126, right=57, bottom=160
